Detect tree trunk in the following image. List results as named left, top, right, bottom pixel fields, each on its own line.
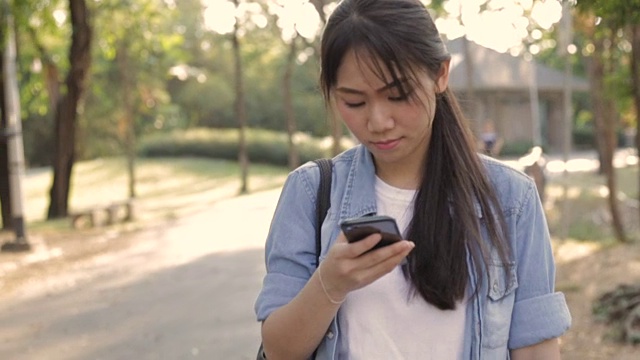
left=0, top=50, right=11, bottom=230
left=630, top=24, right=640, bottom=226
left=47, top=0, right=92, bottom=219
left=283, top=37, right=299, bottom=170
left=0, top=142, right=9, bottom=230
left=116, top=41, right=136, bottom=200
left=587, top=34, right=628, bottom=243
left=462, top=36, right=478, bottom=126
left=309, top=0, right=341, bottom=156
left=232, top=0, right=249, bottom=194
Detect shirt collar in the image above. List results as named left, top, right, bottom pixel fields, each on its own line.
left=337, top=145, right=484, bottom=222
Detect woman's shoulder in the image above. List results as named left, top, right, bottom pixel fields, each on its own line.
left=480, top=154, right=538, bottom=212
left=290, top=146, right=360, bottom=179
left=481, top=155, right=531, bottom=182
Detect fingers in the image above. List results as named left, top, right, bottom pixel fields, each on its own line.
left=356, top=241, right=414, bottom=284
left=360, top=240, right=414, bottom=269
left=323, top=234, right=415, bottom=293
left=332, top=231, right=414, bottom=266
left=348, top=233, right=387, bottom=257
left=332, top=232, right=383, bottom=258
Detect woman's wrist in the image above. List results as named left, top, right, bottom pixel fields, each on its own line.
left=317, top=262, right=347, bottom=305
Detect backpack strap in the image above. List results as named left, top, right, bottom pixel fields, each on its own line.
left=313, top=158, right=333, bottom=268
left=256, top=159, right=332, bottom=360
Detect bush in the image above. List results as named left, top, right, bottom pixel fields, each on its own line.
left=573, top=127, right=629, bottom=150
left=573, top=127, right=596, bottom=150
left=137, top=128, right=345, bottom=166
left=500, top=141, right=539, bottom=157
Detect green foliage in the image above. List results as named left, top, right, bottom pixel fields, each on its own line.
left=12, top=0, right=68, bottom=122
left=138, top=128, right=340, bottom=166
left=14, top=0, right=334, bottom=165
left=500, top=141, right=538, bottom=157
left=572, top=127, right=597, bottom=150
left=80, top=0, right=191, bottom=160
left=22, top=115, right=53, bottom=167
left=576, top=0, right=640, bottom=27
left=24, top=0, right=637, bottom=168
left=545, top=166, right=639, bottom=243
left=567, top=215, right=609, bottom=241
left=572, top=127, right=629, bottom=150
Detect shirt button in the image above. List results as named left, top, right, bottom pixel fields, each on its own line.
left=326, top=331, right=334, bottom=339
left=493, top=281, right=499, bottom=292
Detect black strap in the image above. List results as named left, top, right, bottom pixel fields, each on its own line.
left=313, top=158, right=332, bottom=268
left=257, top=159, right=332, bottom=360
left=311, top=158, right=332, bottom=360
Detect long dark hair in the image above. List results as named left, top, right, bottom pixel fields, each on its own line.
left=320, top=0, right=511, bottom=310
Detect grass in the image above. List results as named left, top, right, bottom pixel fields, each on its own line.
left=12, top=151, right=640, bottom=245
left=545, top=165, right=639, bottom=243
left=21, top=156, right=290, bottom=232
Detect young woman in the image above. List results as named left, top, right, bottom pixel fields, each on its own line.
left=255, top=0, right=571, bottom=358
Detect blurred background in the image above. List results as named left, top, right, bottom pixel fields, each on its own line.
left=0, top=0, right=639, bottom=359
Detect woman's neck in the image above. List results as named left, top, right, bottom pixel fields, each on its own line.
left=374, top=159, right=423, bottom=190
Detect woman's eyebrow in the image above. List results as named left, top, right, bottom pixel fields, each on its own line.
left=377, top=78, right=410, bottom=92
left=335, top=78, right=410, bottom=95
left=335, top=87, right=364, bottom=95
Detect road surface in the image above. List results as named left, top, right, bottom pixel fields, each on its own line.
left=0, top=188, right=282, bottom=360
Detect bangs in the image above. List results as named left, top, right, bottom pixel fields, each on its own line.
left=351, top=46, right=424, bottom=102
left=322, top=21, right=424, bottom=101
left=320, top=0, right=447, bottom=104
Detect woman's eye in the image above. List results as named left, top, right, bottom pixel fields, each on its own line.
left=388, top=95, right=408, bottom=102
left=345, top=101, right=365, bottom=108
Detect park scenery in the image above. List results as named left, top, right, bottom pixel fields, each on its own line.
left=1, top=0, right=640, bottom=359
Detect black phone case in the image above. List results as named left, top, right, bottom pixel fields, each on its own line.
left=340, top=215, right=402, bottom=250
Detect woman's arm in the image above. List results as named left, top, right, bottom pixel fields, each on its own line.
left=510, top=337, right=561, bottom=360
left=261, top=234, right=414, bottom=359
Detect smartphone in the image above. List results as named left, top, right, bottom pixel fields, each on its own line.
left=340, top=215, right=402, bottom=251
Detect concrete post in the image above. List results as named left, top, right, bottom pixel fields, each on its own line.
left=1, top=7, right=30, bottom=252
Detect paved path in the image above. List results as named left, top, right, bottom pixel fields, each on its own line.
left=0, top=188, right=282, bottom=360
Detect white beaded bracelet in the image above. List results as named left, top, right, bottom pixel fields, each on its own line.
left=317, top=264, right=346, bottom=305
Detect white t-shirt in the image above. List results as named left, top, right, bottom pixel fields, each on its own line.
left=337, top=176, right=466, bottom=359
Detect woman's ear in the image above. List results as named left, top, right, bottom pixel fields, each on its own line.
left=435, top=59, right=451, bottom=93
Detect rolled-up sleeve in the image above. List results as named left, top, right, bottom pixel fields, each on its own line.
left=254, top=167, right=319, bottom=322
left=508, top=180, right=571, bottom=349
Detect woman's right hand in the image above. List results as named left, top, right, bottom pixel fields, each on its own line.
left=317, top=232, right=415, bottom=302
left=260, top=232, right=414, bottom=359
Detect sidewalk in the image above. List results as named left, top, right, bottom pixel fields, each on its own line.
left=0, top=187, right=282, bottom=359
left=500, top=148, right=638, bottom=175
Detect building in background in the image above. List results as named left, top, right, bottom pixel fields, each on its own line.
left=447, top=37, right=589, bottom=153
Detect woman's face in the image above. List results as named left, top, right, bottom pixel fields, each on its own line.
left=333, top=50, right=449, bottom=178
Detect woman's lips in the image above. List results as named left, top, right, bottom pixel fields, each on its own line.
left=372, top=138, right=401, bottom=150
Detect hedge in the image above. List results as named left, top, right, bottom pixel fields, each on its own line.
left=138, top=128, right=347, bottom=166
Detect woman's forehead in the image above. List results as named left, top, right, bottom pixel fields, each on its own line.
left=337, top=48, right=433, bottom=89
left=340, top=49, right=401, bottom=83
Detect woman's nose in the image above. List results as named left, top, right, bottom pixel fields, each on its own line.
left=367, top=102, right=394, bottom=133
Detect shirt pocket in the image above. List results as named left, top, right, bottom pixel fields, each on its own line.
left=483, top=261, right=518, bottom=349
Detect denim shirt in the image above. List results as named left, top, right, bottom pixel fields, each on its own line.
left=255, top=145, right=571, bottom=359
